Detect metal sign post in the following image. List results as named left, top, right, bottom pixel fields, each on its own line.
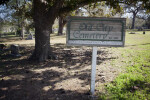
left=90, top=46, right=98, bottom=96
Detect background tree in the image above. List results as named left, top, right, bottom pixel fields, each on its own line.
left=57, top=10, right=79, bottom=36
left=124, top=1, right=148, bottom=29
left=142, top=16, right=150, bottom=29
left=57, top=15, right=67, bottom=35
left=0, top=4, right=15, bottom=36
left=10, top=0, right=32, bottom=38
left=81, top=2, right=124, bottom=17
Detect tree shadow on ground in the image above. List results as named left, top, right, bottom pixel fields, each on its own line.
left=0, top=43, right=117, bottom=100
left=0, top=36, right=21, bottom=43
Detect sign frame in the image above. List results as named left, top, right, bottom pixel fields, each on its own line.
left=66, top=16, right=126, bottom=47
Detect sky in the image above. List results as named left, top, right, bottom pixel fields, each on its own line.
left=122, top=13, right=133, bottom=18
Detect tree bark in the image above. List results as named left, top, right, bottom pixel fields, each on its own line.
left=131, top=12, right=136, bottom=29
left=30, top=0, right=57, bottom=62
left=58, top=16, right=66, bottom=35
left=58, top=16, right=64, bottom=35
left=31, top=24, right=51, bottom=61
left=21, top=26, right=25, bottom=39
left=26, top=26, right=30, bottom=34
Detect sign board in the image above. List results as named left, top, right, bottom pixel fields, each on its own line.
left=66, top=16, right=126, bottom=47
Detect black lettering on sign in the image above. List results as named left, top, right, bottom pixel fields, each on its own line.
left=114, top=37, right=119, bottom=39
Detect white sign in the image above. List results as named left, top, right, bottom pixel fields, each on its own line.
left=66, top=16, right=126, bottom=47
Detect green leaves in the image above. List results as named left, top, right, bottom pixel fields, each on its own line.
left=0, top=0, right=10, bottom=5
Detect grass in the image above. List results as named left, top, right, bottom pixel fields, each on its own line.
left=99, top=31, right=150, bottom=100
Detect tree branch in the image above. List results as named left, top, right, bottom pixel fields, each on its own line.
left=59, top=0, right=103, bottom=15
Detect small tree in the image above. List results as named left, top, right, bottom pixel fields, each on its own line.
left=57, top=15, right=67, bottom=35
left=7, top=0, right=33, bottom=38
left=124, top=2, right=148, bottom=29
left=0, top=4, right=14, bottom=35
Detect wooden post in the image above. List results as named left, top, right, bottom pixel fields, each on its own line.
left=90, top=46, right=97, bottom=96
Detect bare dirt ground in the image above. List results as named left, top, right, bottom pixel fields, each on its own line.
left=0, top=37, right=122, bottom=100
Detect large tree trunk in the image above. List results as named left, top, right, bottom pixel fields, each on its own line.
left=131, top=12, right=136, bottom=29
left=31, top=24, right=51, bottom=61
left=30, top=0, right=57, bottom=62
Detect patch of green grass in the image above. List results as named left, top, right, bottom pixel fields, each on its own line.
left=106, top=72, right=149, bottom=100
left=99, top=31, right=150, bottom=100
